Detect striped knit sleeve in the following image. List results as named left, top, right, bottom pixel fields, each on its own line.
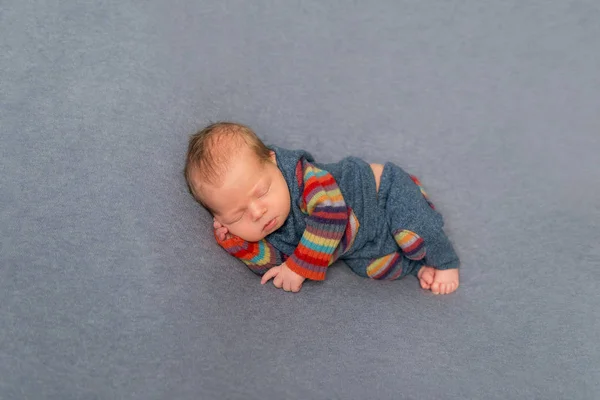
left=285, top=159, right=349, bottom=281
left=214, top=231, right=284, bottom=276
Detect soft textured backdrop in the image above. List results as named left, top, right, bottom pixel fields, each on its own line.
left=1, top=1, right=599, bottom=399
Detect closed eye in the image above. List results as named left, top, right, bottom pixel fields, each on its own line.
left=259, top=185, right=270, bottom=198
left=227, top=213, right=244, bottom=224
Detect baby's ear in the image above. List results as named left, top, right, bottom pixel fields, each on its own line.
left=269, top=151, right=277, bottom=163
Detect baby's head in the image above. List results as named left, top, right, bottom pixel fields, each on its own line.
left=184, top=122, right=291, bottom=242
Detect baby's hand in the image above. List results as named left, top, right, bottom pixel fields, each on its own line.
left=213, top=218, right=231, bottom=241
left=261, top=261, right=306, bottom=293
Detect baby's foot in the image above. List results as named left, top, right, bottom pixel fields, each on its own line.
left=417, top=266, right=435, bottom=290
left=430, top=268, right=459, bottom=295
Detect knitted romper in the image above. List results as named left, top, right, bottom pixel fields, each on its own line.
left=215, top=146, right=460, bottom=281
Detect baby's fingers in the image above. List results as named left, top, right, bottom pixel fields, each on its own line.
left=213, top=218, right=229, bottom=233
left=291, top=282, right=303, bottom=293
left=283, top=280, right=292, bottom=292
left=261, top=267, right=280, bottom=285
left=215, top=227, right=229, bottom=241
left=273, top=274, right=283, bottom=289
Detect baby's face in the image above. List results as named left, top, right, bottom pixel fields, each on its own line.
left=198, top=148, right=291, bottom=242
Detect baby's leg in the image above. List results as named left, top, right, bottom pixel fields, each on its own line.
left=376, top=162, right=460, bottom=293
left=345, top=252, right=425, bottom=281
left=370, top=163, right=384, bottom=193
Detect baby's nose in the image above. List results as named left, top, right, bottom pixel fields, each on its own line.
left=249, top=202, right=267, bottom=221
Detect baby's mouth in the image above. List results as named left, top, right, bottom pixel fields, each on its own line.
left=263, top=217, right=277, bottom=232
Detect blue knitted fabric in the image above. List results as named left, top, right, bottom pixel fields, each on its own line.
left=264, top=146, right=311, bottom=257
left=267, top=146, right=460, bottom=274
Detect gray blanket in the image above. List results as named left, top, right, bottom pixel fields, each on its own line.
left=2, top=1, right=599, bottom=399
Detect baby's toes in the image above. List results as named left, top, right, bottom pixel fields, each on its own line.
left=449, top=282, right=458, bottom=294
left=420, top=278, right=431, bottom=290
left=440, top=283, right=450, bottom=295
left=418, top=267, right=435, bottom=290
left=441, top=282, right=457, bottom=295
left=431, top=281, right=441, bottom=295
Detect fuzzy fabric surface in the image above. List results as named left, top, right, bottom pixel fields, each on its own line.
left=1, top=1, right=599, bottom=399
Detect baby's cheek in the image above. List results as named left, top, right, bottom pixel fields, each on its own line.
left=227, top=225, right=261, bottom=242
left=226, top=224, right=241, bottom=237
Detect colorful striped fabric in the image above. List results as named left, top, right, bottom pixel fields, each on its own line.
left=365, top=252, right=403, bottom=280
left=285, top=160, right=350, bottom=281
left=394, top=229, right=426, bottom=260
left=332, top=207, right=360, bottom=261
left=215, top=158, right=356, bottom=280
left=214, top=232, right=283, bottom=276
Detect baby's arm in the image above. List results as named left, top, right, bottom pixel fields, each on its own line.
left=283, top=160, right=349, bottom=281
left=215, top=220, right=306, bottom=292
left=213, top=220, right=284, bottom=276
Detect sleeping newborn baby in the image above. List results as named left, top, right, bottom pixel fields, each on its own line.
left=184, top=122, right=460, bottom=294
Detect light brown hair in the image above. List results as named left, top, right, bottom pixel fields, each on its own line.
left=184, top=122, right=271, bottom=207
